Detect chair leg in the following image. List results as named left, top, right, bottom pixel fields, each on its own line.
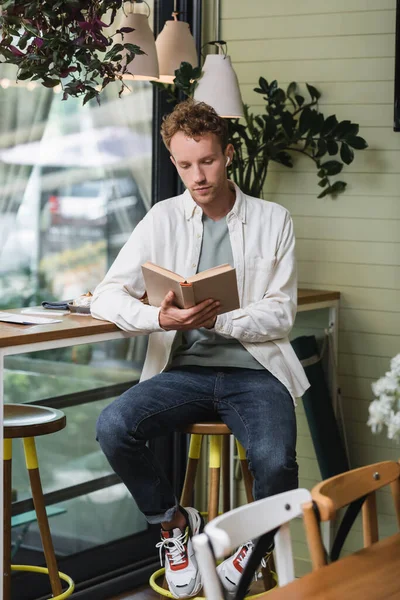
left=302, top=501, right=327, bottom=570
left=222, top=436, right=231, bottom=513
left=3, top=439, right=12, bottom=600
left=208, top=435, right=222, bottom=521
left=362, top=492, right=379, bottom=546
left=23, top=437, right=63, bottom=598
left=180, top=434, right=203, bottom=507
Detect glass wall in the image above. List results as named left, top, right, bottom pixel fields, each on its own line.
left=0, top=2, right=174, bottom=597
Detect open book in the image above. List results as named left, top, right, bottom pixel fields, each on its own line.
left=141, top=262, right=240, bottom=315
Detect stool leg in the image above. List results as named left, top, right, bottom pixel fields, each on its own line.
left=208, top=435, right=222, bottom=522
left=222, top=436, right=230, bottom=513
left=180, top=434, right=203, bottom=507
left=23, top=438, right=63, bottom=598
left=3, top=439, right=12, bottom=600
left=236, top=440, right=254, bottom=503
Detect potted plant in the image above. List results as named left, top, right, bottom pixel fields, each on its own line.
left=0, top=0, right=144, bottom=103
left=154, top=62, right=368, bottom=199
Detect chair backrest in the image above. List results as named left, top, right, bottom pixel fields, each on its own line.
left=192, top=488, right=312, bottom=600
left=303, top=460, right=400, bottom=570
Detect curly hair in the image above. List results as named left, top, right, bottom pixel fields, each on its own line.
left=160, top=98, right=229, bottom=151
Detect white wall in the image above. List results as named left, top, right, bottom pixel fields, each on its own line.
left=218, top=0, right=400, bottom=574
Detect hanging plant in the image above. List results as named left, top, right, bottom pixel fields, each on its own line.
left=154, top=66, right=368, bottom=199
left=0, top=0, right=144, bottom=103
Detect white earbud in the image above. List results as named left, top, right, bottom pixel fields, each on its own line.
left=226, top=157, right=230, bottom=166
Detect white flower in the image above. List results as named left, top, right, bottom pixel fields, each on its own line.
left=372, top=375, right=396, bottom=396
left=387, top=411, right=400, bottom=441
left=368, top=354, right=400, bottom=442
left=390, top=354, right=400, bottom=376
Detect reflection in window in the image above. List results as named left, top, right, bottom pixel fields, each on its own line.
left=0, top=13, right=156, bottom=565
left=0, top=79, right=152, bottom=305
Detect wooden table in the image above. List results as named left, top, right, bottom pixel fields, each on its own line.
left=0, top=289, right=340, bottom=595
left=265, top=533, right=400, bottom=599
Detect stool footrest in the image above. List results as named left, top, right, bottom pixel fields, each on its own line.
left=11, top=565, right=74, bottom=599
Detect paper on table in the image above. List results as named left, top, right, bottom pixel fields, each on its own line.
left=21, top=308, right=69, bottom=316
left=0, top=311, right=62, bottom=325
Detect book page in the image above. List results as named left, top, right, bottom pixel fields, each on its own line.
left=141, top=261, right=185, bottom=283
left=187, top=263, right=232, bottom=283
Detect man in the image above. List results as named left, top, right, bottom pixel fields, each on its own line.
left=92, top=98, right=309, bottom=598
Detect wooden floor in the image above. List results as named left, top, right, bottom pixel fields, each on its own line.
left=109, top=578, right=270, bottom=599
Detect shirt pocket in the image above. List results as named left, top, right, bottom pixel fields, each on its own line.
left=246, top=257, right=276, bottom=301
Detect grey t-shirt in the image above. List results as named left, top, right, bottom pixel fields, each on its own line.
left=169, top=214, right=264, bottom=370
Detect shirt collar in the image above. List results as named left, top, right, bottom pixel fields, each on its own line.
left=183, top=181, right=246, bottom=223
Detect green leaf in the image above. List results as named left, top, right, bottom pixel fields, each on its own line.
left=274, top=151, right=293, bottom=168
left=317, top=186, right=332, bottom=199
left=295, top=94, right=304, bottom=107
left=306, top=83, right=321, bottom=100
left=262, top=115, right=277, bottom=139
left=330, top=181, right=347, bottom=195
left=281, top=111, right=295, bottom=137
left=318, top=178, right=329, bottom=187
left=83, top=89, right=97, bottom=105
left=317, top=168, right=326, bottom=178
left=315, top=138, right=327, bottom=158
left=41, top=78, right=61, bottom=88
left=326, top=140, right=339, bottom=156
left=23, top=23, right=40, bottom=36
left=258, top=77, right=269, bottom=93
left=340, top=142, right=354, bottom=165
left=124, top=43, right=145, bottom=55
left=286, top=81, right=297, bottom=96
left=271, top=88, right=286, bottom=105
left=17, top=70, right=32, bottom=80
left=320, top=160, right=343, bottom=176
left=269, top=80, right=278, bottom=94
left=298, top=107, right=313, bottom=135
left=321, top=114, right=338, bottom=136
left=333, top=120, right=353, bottom=138
left=343, top=123, right=359, bottom=138
left=346, top=135, right=368, bottom=150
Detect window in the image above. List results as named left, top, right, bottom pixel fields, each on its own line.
left=0, top=2, right=201, bottom=597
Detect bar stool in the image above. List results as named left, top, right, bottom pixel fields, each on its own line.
left=149, top=421, right=276, bottom=598
left=3, top=403, right=75, bottom=600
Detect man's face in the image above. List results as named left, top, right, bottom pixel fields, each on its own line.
left=169, top=131, right=233, bottom=206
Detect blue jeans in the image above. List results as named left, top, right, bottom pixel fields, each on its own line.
left=96, top=366, right=297, bottom=524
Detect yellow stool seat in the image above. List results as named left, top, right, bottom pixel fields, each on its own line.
left=3, top=403, right=74, bottom=600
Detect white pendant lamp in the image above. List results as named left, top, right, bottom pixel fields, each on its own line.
left=121, top=1, right=159, bottom=81
left=155, top=7, right=198, bottom=84
left=194, top=50, right=244, bottom=119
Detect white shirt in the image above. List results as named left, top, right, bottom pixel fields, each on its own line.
left=91, top=183, right=310, bottom=401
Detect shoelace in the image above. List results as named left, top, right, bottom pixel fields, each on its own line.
left=237, top=542, right=268, bottom=581
left=236, top=542, right=254, bottom=570
left=156, top=530, right=188, bottom=567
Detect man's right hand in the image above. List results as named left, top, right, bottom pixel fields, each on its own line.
left=159, top=291, right=220, bottom=331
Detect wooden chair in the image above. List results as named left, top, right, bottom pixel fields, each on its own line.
left=192, top=488, right=312, bottom=600
left=303, top=460, right=400, bottom=570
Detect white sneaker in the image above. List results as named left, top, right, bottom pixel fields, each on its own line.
left=217, top=540, right=272, bottom=595
left=217, top=541, right=255, bottom=595
left=156, top=507, right=204, bottom=599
